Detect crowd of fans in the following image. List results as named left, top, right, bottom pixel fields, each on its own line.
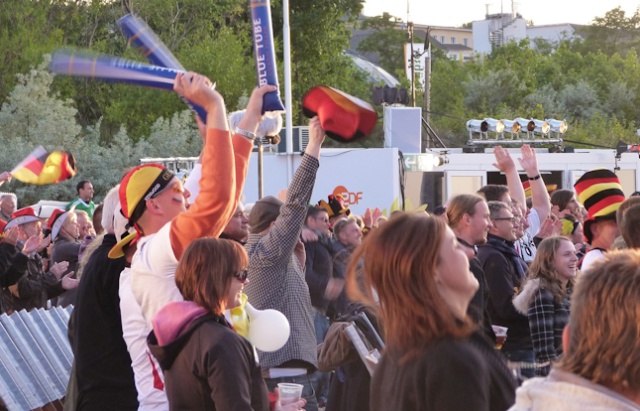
left=0, top=72, right=639, bottom=411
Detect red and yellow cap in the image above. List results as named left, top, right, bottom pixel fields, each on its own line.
left=119, top=164, right=175, bottom=224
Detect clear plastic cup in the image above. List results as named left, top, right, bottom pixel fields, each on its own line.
left=278, top=383, right=303, bottom=405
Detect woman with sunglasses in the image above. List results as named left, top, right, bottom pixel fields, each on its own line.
left=347, top=212, right=516, bottom=411
left=513, top=236, right=577, bottom=377
left=147, top=238, right=305, bottom=410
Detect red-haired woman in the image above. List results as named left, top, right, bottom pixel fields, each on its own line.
left=148, top=238, right=305, bottom=411
left=348, top=212, right=516, bottom=411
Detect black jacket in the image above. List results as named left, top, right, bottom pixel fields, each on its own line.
left=72, top=234, right=138, bottom=411
left=148, top=306, right=269, bottom=411
left=477, top=234, right=532, bottom=352
left=370, top=331, right=516, bottom=411
left=304, top=233, right=334, bottom=312
left=2, top=250, right=64, bottom=313
left=0, top=242, right=29, bottom=313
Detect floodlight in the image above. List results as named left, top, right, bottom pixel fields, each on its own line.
left=466, top=119, right=488, bottom=133
left=514, top=117, right=535, bottom=132
left=501, top=119, right=521, bottom=133
left=546, top=119, right=568, bottom=134
left=484, top=118, right=505, bottom=133
left=532, top=119, right=550, bottom=134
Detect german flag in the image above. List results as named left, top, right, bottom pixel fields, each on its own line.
left=522, top=179, right=557, bottom=198
left=11, top=146, right=76, bottom=185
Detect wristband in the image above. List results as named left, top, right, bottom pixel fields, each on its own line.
left=528, top=174, right=541, bottom=181
left=234, top=127, right=257, bottom=141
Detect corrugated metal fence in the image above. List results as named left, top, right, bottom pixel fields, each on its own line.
left=0, top=307, right=73, bottom=411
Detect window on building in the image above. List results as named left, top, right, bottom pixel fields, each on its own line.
left=451, top=37, right=456, bottom=44
left=463, top=38, right=468, bottom=46
left=441, top=35, right=445, bottom=43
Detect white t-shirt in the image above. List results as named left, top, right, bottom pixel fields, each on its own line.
left=130, top=223, right=182, bottom=326
left=120, top=267, right=168, bottom=411
left=517, top=208, right=541, bottom=263
left=580, top=249, right=606, bottom=272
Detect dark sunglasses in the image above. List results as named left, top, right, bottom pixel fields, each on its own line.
left=234, top=269, right=249, bottom=283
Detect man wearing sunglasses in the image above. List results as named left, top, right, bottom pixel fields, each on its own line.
left=477, top=200, right=534, bottom=378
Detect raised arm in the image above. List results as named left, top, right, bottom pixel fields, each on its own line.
left=518, top=144, right=551, bottom=221
left=249, top=116, right=325, bottom=271
left=493, top=146, right=525, bottom=213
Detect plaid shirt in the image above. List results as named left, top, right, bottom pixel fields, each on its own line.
left=244, top=155, right=319, bottom=370
left=528, top=287, right=571, bottom=376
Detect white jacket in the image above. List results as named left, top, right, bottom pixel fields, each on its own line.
left=509, top=369, right=640, bottom=411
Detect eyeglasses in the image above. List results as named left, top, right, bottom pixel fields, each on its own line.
left=493, top=217, right=517, bottom=223
left=233, top=269, right=249, bottom=283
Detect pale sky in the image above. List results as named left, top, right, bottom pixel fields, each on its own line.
left=362, top=0, right=640, bottom=27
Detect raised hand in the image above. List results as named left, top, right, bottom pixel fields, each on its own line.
left=61, top=272, right=79, bottom=290
left=304, top=116, right=325, bottom=159
left=173, top=72, right=222, bottom=112
left=372, top=207, right=382, bottom=223
left=493, top=146, right=516, bottom=173
left=363, top=208, right=373, bottom=227
left=238, top=84, right=278, bottom=131
left=50, top=261, right=70, bottom=279
left=38, top=234, right=52, bottom=252
left=517, top=144, right=539, bottom=175
left=22, top=233, right=43, bottom=255
left=0, top=171, right=12, bottom=183
left=537, top=215, right=562, bottom=239
left=3, top=226, right=20, bottom=246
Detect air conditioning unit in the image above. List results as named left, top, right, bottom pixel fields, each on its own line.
left=275, top=126, right=309, bottom=153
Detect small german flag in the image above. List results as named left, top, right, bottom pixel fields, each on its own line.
left=11, top=146, right=76, bottom=185
left=522, top=179, right=557, bottom=198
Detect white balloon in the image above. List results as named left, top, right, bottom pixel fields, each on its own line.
left=245, top=302, right=290, bottom=352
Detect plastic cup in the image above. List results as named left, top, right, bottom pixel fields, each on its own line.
left=278, top=383, right=303, bottom=406
left=492, top=325, right=508, bottom=350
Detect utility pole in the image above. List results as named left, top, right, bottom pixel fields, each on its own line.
left=408, top=21, right=416, bottom=107
left=423, top=28, right=431, bottom=149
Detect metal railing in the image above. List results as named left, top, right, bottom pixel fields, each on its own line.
left=0, top=307, right=73, bottom=411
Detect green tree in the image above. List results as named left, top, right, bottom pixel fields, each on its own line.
left=356, top=13, right=407, bottom=76
left=577, top=7, right=640, bottom=57
left=0, top=0, right=64, bottom=102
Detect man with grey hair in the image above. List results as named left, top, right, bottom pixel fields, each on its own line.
left=244, top=117, right=326, bottom=411
left=0, top=193, right=16, bottom=222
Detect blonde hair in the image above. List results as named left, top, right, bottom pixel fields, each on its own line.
left=527, top=236, right=575, bottom=303
left=446, top=194, right=485, bottom=229
left=559, top=250, right=640, bottom=392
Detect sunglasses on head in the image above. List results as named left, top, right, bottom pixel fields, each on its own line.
left=234, top=269, right=249, bottom=283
